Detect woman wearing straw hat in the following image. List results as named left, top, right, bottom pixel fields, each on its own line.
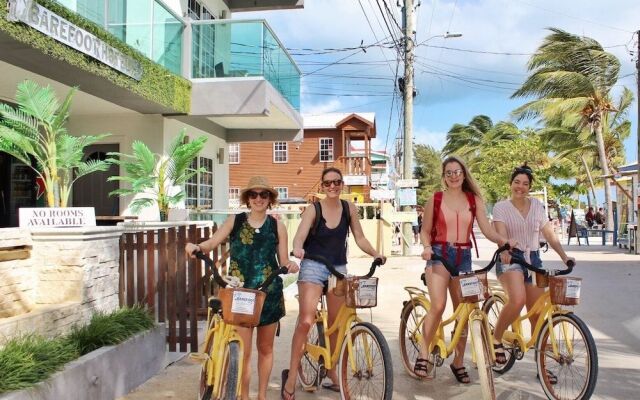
left=186, top=176, right=299, bottom=400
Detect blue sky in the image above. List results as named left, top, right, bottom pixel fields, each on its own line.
left=241, top=0, right=639, bottom=173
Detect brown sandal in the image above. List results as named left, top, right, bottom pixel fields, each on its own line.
left=413, top=357, right=434, bottom=378
left=281, top=369, right=295, bottom=400
left=494, top=342, right=507, bottom=365
left=450, top=364, right=470, bottom=384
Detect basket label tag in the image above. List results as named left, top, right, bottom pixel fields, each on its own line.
left=565, top=279, right=581, bottom=299
left=357, top=278, right=378, bottom=301
left=460, top=276, right=481, bottom=297
left=231, top=291, right=256, bottom=315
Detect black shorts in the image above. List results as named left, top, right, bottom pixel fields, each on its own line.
left=412, top=225, right=420, bottom=234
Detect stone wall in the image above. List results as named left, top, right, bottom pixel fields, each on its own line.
left=0, top=229, right=35, bottom=318
left=0, top=227, right=122, bottom=340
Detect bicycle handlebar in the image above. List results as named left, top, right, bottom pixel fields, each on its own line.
left=295, top=252, right=384, bottom=280
left=429, top=243, right=511, bottom=277
left=195, top=251, right=289, bottom=292
left=508, top=251, right=575, bottom=277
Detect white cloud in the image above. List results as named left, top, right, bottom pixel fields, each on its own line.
left=301, top=98, right=343, bottom=115
left=414, top=128, right=448, bottom=151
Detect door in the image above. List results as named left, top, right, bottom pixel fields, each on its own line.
left=73, top=144, right=119, bottom=216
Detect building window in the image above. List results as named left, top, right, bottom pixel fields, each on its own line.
left=229, top=143, right=240, bottom=164
left=199, top=157, right=213, bottom=209
left=275, top=187, right=288, bottom=200
left=185, top=156, right=214, bottom=209
left=229, top=187, right=240, bottom=200
left=273, top=142, right=288, bottom=163
left=319, top=138, right=334, bottom=162
left=188, top=0, right=214, bottom=20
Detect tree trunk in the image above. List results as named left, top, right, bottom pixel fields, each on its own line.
left=594, top=122, right=614, bottom=230
left=580, top=155, right=597, bottom=206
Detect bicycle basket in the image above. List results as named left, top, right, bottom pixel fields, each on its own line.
left=329, top=275, right=346, bottom=297
left=450, top=272, right=489, bottom=303
left=218, top=287, right=266, bottom=327
left=344, top=276, right=378, bottom=308
left=533, top=272, right=549, bottom=288
left=549, top=276, right=582, bottom=306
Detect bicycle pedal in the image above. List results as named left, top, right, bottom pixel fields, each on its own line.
left=188, top=352, right=210, bottom=362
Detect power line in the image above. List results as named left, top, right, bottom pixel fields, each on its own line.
left=419, top=44, right=534, bottom=56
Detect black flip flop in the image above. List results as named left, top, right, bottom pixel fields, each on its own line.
left=321, top=382, right=341, bottom=392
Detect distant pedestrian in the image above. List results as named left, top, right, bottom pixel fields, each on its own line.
left=585, top=207, right=595, bottom=228
left=595, top=207, right=605, bottom=226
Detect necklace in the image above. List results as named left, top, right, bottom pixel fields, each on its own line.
left=248, top=214, right=267, bottom=233
left=511, top=198, right=529, bottom=214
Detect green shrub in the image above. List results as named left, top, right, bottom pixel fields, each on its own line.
left=0, top=306, right=155, bottom=393
left=67, top=305, right=155, bottom=355
left=0, top=335, right=78, bottom=392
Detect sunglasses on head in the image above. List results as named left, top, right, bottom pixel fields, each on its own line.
left=514, top=166, right=532, bottom=174
left=322, top=179, right=343, bottom=188
left=444, top=169, right=464, bottom=178
left=247, top=190, right=270, bottom=200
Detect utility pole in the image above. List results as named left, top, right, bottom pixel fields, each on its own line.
left=401, top=0, right=416, bottom=256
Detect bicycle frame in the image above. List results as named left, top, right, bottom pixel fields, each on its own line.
left=404, top=287, right=495, bottom=365
left=493, top=290, right=572, bottom=358
left=303, top=295, right=362, bottom=372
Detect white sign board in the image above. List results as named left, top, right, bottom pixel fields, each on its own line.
left=343, top=175, right=368, bottom=185
left=397, top=188, right=417, bottom=206
left=7, top=0, right=143, bottom=80
left=370, top=189, right=395, bottom=200
left=396, top=179, right=419, bottom=188
left=19, top=207, right=96, bottom=228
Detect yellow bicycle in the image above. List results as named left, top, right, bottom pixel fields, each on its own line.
left=399, top=246, right=509, bottom=400
left=482, top=255, right=597, bottom=400
left=297, top=253, right=394, bottom=400
left=191, top=251, right=287, bottom=400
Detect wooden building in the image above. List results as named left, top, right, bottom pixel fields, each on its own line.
left=229, top=113, right=380, bottom=204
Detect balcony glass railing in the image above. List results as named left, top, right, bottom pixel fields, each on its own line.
left=192, top=20, right=300, bottom=110
left=54, top=0, right=184, bottom=75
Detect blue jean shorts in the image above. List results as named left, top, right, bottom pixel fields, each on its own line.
left=496, top=249, right=543, bottom=284
left=298, top=258, right=348, bottom=286
left=426, top=243, right=472, bottom=274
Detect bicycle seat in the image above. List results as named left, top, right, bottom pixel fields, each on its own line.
left=208, top=297, right=222, bottom=313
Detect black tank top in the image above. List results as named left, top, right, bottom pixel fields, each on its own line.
left=303, top=202, right=349, bottom=266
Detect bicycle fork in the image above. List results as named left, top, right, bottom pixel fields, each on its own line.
left=468, top=309, right=495, bottom=365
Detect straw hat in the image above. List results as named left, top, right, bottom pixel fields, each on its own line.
left=240, top=176, right=278, bottom=203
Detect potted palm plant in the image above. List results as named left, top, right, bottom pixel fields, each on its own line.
left=0, top=80, right=110, bottom=207
left=107, top=130, right=207, bottom=221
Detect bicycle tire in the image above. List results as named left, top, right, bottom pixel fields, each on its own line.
left=338, top=322, right=393, bottom=400
left=470, top=319, right=496, bottom=400
left=198, top=322, right=216, bottom=400
left=215, top=340, right=240, bottom=400
left=399, top=300, right=429, bottom=379
left=481, top=294, right=516, bottom=374
left=536, top=313, right=598, bottom=400
left=298, top=320, right=325, bottom=392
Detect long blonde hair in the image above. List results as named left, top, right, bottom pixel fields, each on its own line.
left=441, top=156, right=482, bottom=198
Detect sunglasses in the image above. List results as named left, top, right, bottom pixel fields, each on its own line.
left=247, top=190, right=270, bottom=200
left=514, top=167, right=532, bottom=174
left=444, top=169, right=464, bottom=178
left=322, top=179, right=343, bottom=187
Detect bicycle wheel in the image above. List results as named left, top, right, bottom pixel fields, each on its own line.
left=298, top=321, right=325, bottom=392
left=338, top=322, right=393, bottom=400
left=535, top=313, right=598, bottom=400
left=481, top=294, right=516, bottom=374
left=198, top=322, right=216, bottom=400
left=214, top=340, right=240, bottom=400
left=470, top=319, right=496, bottom=400
left=399, top=299, right=429, bottom=378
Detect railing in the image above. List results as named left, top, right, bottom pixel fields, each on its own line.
left=119, top=224, right=228, bottom=352
left=339, top=156, right=371, bottom=176
left=191, top=19, right=301, bottom=110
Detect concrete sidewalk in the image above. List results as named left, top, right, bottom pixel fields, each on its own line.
left=119, top=236, right=640, bottom=400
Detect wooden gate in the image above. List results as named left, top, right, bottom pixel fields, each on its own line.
left=119, top=224, right=229, bottom=352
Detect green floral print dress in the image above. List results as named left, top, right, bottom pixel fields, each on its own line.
left=229, top=213, right=285, bottom=326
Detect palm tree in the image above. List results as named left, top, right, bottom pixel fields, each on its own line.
left=107, top=130, right=207, bottom=220
left=512, top=28, right=622, bottom=228
left=0, top=80, right=110, bottom=207
left=442, top=115, right=493, bottom=159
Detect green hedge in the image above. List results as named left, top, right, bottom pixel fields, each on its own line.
left=0, top=306, right=155, bottom=394
left=0, top=0, right=191, bottom=113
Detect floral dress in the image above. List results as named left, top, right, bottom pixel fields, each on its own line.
left=229, top=214, right=285, bottom=326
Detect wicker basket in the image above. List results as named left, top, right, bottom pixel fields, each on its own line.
left=344, top=276, right=379, bottom=308
left=329, top=275, right=346, bottom=296
left=549, top=276, right=582, bottom=306
left=534, top=272, right=549, bottom=288
left=218, top=287, right=266, bottom=327
left=450, top=272, right=489, bottom=303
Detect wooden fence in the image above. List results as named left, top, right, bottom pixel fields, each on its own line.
left=119, top=224, right=228, bottom=352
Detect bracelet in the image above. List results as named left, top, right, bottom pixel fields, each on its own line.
left=423, top=244, right=432, bottom=248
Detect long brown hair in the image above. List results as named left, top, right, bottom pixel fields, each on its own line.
left=442, top=156, right=482, bottom=198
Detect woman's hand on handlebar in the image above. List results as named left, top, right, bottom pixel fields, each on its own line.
left=499, top=250, right=512, bottom=265
left=292, top=247, right=305, bottom=259
left=373, top=253, right=387, bottom=265
left=284, top=260, right=300, bottom=274
left=562, top=256, right=576, bottom=268
left=185, top=242, right=200, bottom=258
left=421, top=246, right=433, bottom=261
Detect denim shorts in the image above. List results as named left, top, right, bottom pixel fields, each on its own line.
left=426, top=243, right=472, bottom=274
left=496, top=249, right=543, bottom=284
left=298, top=258, right=348, bottom=286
